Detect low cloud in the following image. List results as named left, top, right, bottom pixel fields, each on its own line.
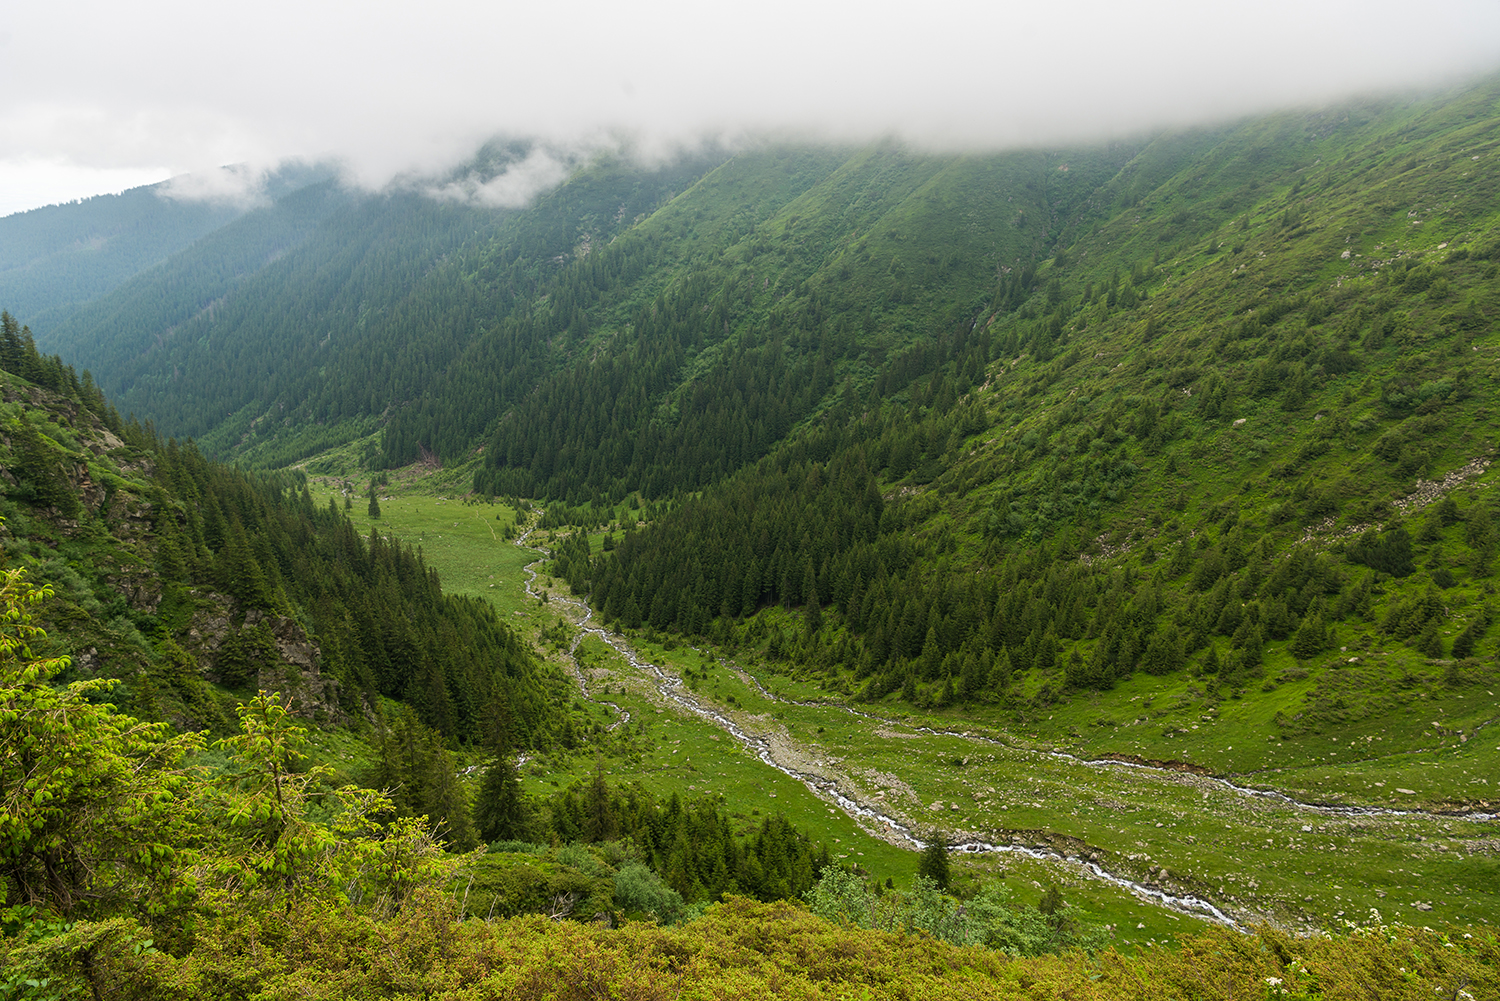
left=3, top=1, right=1500, bottom=214
left=159, top=163, right=272, bottom=208
left=424, top=146, right=579, bottom=209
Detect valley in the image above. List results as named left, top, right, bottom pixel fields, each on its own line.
left=306, top=459, right=1499, bottom=944
left=3, top=73, right=1500, bottom=996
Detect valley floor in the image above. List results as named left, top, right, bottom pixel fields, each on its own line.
left=310, top=469, right=1500, bottom=943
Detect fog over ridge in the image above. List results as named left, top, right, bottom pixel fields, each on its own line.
left=2, top=0, right=1499, bottom=214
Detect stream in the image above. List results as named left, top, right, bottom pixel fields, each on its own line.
left=727, top=672, right=1498, bottom=823
left=517, top=529, right=1243, bottom=928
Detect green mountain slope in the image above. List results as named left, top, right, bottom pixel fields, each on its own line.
left=0, top=163, right=336, bottom=329
left=568, top=77, right=1500, bottom=791
left=0, top=314, right=564, bottom=760
left=39, top=146, right=736, bottom=465
left=29, top=75, right=1500, bottom=782
left=6, top=79, right=1500, bottom=969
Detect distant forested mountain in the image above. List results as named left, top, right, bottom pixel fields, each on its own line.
left=38, top=144, right=738, bottom=463
left=0, top=162, right=336, bottom=329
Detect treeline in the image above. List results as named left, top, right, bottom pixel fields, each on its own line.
left=473, top=268, right=843, bottom=503
left=1, top=310, right=121, bottom=429
left=538, top=770, right=830, bottom=905
left=386, top=228, right=676, bottom=472
left=466, top=147, right=1065, bottom=506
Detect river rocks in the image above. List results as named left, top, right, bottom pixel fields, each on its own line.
left=1393, top=457, right=1491, bottom=516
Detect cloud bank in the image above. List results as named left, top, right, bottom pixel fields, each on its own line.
left=424, top=146, right=581, bottom=209
left=3, top=0, right=1499, bottom=213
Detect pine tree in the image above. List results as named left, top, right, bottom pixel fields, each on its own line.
left=583, top=761, right=618, bottom=842
left=1290, top=612, right=1327, bottom=660
left=475, top=700, right=528, bottom=844
left=1416, top=619, right=1445, bottom=659
left=1039, top=882, right=1065, bottom=916
left=918, top=833, right=951, bottom=891
left=1451, top=618, right=1484, bottom=660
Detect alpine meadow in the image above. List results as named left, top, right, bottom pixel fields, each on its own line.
left=0, top=73, right=1498, bottom=999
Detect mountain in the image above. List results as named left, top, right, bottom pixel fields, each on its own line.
left=39, top=144, right=737, bottom=464
left=0, top=313, right=562, bottom=762
left=3, top=77, right=1500, bottom=986
left=577, top=77, right=1500, bottom=720
left=0, top=162, right=337, bottom=330
left=30, top=77, right=1500, bottom=739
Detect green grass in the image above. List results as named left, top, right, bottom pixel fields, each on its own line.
left=299, top=462, right=1220, bottom=944
left=304, top=464, right=535, bottom=616
left=530, top=626, right=1210, bottom=948
left=554, top=588, right=1500, bottom=936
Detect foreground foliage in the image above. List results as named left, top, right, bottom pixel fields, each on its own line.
left=805, top=867, right=1108, bottom=957
left=5, top=892, right=1494, bottom=1000
left=0, top=566, right=202, bottom=926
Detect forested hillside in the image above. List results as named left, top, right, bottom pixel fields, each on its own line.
left=0, top=310, right=562, bottom=754
left=34, top=77, right=1500, bottom=733
left=0, top=163, right=336, bottom=329
left=3, top=77, right=1500, bottom=999
left=40, top=144, right=735, bottom=464
left=549, top=80, right=1500, bottom=730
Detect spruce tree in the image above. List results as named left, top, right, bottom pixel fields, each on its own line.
left=1416, top=619, right=1445, bottom=659
left=1290, top=612, right=1328, bottom=660
left=475, top=755, right=529, bottom=844
left=918, top=833, right=951, bottom=891
left=1039, top=882, right=1065, bottom=916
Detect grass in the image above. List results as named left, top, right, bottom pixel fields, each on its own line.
left=553, top=595, right=1499, bottom=939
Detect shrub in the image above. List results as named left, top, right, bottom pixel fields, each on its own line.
left=614, top=861, right=684, bottom=924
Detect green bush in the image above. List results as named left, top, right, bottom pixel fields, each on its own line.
left=614, top=862, right=684, bottom=924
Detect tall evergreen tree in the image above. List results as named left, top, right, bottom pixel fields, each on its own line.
left=919, top=833, right=951, bottom=891
left=474, top=755, right=529, bottom=844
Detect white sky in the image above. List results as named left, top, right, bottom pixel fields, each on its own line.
left=3, top=0, right=1500, bottom=217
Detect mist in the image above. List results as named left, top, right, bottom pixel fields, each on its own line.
left=3, top=0, right=1499, bottom=215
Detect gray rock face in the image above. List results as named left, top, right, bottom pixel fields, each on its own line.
left=186, top=593, right=343, bottom=724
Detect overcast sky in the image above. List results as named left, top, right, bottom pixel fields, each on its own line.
left=4, top=0, right=1500, bottom=217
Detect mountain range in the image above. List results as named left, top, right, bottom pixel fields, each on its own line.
left=0, top=72, right=1497, bottom=968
